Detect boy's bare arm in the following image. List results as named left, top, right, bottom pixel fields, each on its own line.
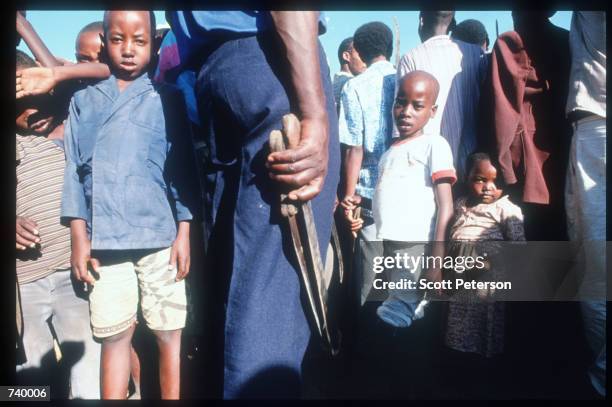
left=266, top=11, right=328, bottom=202
left=341, top=145, right=363, bottom=204
left=16, top=12, right=60, bottom=68
left=170, top=221, right=191, bottom=282
left=16, top=63, right=111, bottom=98
left=433, top=181, right=454, bottom=242
left=69, top=218, right=97, bottom=285
left=428, top=181, right=453, bottom=286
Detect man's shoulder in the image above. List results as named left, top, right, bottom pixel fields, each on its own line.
left=404, top=36, right=460, bottom=59
left=347, top=62, right=395, bottom=90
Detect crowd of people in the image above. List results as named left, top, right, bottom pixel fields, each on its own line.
left=15, top=10, right=605, bottom=400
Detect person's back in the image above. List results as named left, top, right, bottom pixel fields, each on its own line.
left=397, top=11, right=486, bottom=177
left=333, top=36, right=366, bottom=114
left=564, top=10, right=606, bottom=398
left=339, top=60, right=396, bottom=196
left=339, top=22, right=396, bottom=205
left=338, top=22, right=396, bottom=308
left=168, top=10, right=340, bottom=399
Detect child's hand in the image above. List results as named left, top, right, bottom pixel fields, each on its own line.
left=340, top=194, right=361, bottom=212
left=16, top=216, right=40, bottom=250
left=348, top=217, right=364, bottom=237
left=71, top=236, right=98, bottom=286
left=16, top=67, right=57, bottom=98
left=170, top=222, right=191, bottom=282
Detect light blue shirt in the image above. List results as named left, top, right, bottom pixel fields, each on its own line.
left=60, top=73, right=199, bottom=250
left=338, top=60, right=396, bottom=199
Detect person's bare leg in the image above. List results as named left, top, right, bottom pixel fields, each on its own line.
left=153, top=329, right=182, bottom=399
left=129, top=345, right=141, bottom=398
left=100, top=324, right=135, bottom=399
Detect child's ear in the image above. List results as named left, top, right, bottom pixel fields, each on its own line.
left=430, top=104, right=438, bottom=118
left=99, top=33, right=105, bottom=48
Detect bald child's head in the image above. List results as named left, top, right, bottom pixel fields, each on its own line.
left=75, top=21, right=103, bottom=63
left=393, top=70, right=440, bottom=138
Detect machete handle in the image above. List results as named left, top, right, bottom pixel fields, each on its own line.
left=281, top=114, right=301, bottom=216
left=270, top=128, right=299, bottom=217
left=282, top=113, right=301, bottom=149
left=351, top=206, right=362, bottom=239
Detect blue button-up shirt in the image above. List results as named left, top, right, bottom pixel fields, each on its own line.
left=60, top=73, right=199, bottom=250
left=338, top=60, right=396, bottom=199
left=167, top=11, right=328, bottom=68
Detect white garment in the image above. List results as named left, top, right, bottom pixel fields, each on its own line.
left=566, top=12, right=606, bottom=118
left=565, top=116, right=607, bottom=396
left=395, top=35, right=487, bottom=177
left=373, top=134, right=455, bottom=241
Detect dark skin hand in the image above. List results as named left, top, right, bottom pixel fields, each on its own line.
left=69, top=219, right=98, bottom=286
left=169, top=222, right=191, bottom=282
left=340, top=145, right=363, bottom=235
left=16, top=216, right=40, bottom=250
left=266, top=12, right=329, bottom=202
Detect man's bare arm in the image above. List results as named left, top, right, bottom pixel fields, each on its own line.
left=16, top=12, right=60, bottom=68
left=266, top=11, right=329, bottom=202
left=16, top=63, right=111, bottom=98
left=341, top=145, right=363, bottom=201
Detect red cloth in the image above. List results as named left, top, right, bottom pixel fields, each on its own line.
left=490, top=31, right=550, bottom=204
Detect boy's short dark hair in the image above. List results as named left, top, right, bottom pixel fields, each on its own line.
left=16, top=50, right=37, bottom=70
left=353, top=22, right=393, bottom=64
left=466, top=152, right=492, bottom=174
left=102, top=11, right=156, bottom=39
left=452, top=19, right=489, bottom=48
left=337, top=37, right=353, bottom=66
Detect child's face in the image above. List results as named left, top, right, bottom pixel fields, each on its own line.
left=16, top=95, right=56, bottom=136
left=393, top=76, right=437, bottom=138
left=76, top=31, right=103, bottom=64
left=468, top=159, right=502, bottom=204
left=103, top=11, right=152, bottom=80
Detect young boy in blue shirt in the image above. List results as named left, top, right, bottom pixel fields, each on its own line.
left=60, top=11, right=198, bottom=399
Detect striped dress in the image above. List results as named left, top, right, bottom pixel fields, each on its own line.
left=16, top=135, right=71, bottom=285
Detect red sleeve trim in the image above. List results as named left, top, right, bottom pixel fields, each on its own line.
left=432, top=169, right=457, bottom=185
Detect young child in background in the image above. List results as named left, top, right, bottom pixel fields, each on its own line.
left=351, top=70, right=456, bottom=327
left=444, top=153, right=525, bottom=357
left=442, top=153, right=524, bottom=397
left=60, top=11, right=198, bottom=399
left=75, top=21, right=104, bottom=63
left=16, top=50, right=101, bottom=399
